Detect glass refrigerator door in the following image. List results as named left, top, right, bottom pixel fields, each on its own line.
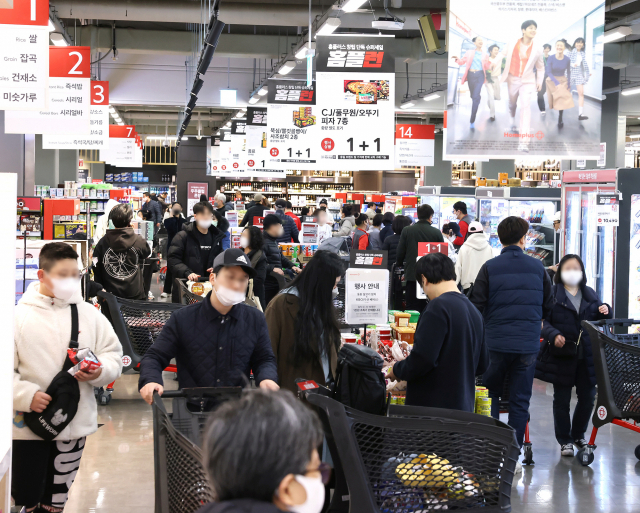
left=420, top=195, right=441, bottom=226
left=440, top=196, right=477, bottom=226
left=629, top=195, right=640, bottom=322
left=564, top=187, right=582, bottom=256
left=479, top=198, right=509, bottom=253
left=510, top=200, right=558, bottom=265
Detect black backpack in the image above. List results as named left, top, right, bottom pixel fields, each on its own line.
left=332, top=344, right=387, bottom=415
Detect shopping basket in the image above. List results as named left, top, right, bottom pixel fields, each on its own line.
left=578, top=319, right=640, bottom=466
left=152, top=388, right=242, bottom=513
left=97, top=290, right=185, bottom=404
left=306, top=393, right=519, bottom=513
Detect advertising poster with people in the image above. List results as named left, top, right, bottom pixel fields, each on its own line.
left=315, top=35, right=395, bottom=170
left=445, top=1, right=604, bottom=158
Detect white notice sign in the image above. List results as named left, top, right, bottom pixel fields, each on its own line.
left=395, top=124, right=435, bottom=167
left=345, top=268, right=389, bottom=325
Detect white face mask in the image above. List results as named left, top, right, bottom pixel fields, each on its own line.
left=214, top=283, right=245, bottom=306
left=240, top=236, right=250, bottom=248
left=197, top=219, right=212, bottom=230
left=562, top=269, right=583, bottom=287
left=49, top=276, right=80, bottom=302
left=288, top=475, right=325, bottom=513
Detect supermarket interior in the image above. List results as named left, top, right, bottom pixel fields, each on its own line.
left=5, top=0, right=640, bottom=513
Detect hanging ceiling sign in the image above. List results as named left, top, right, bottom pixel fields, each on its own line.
left=42, top=81, right=110, bottom=149
left=0, top=0, right=50, bottom=111
left=230, top=119, right=247, bottom=173
left=395, top=124, right=435, bottom=167
left=315, top=35, right=395, bottom=170
left=216, top=128, right=248, bottom=176
left=266, top=79, right=318, bottom=170
left=244, top=106, right=285, bottom=178
left=101, top=125, right=142, bottom=167
left=5, top=46, right=91, bottom=135
left=208, top=135, right=220, bottom=175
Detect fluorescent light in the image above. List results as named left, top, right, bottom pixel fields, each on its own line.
left=295, top=42, right=316, bottom=59
left=257, top=85, right=268, bottom=96
left=50, top=33, right=68, bottom=46
left=603, top=26, right=633, bottom=44
left=109, top=106, right=116, bottom=113
left=400, top=101, right=415, bottom=109
left=225, top=122, right=232, bottom=128
left=628, top=134, right=640, bottom=139
left=220, top=89, right=237, bottom=106
left=117, top=121, right=124, bottom=126
left=232, top=117, right=246, bottom=121
left=423, top=93, right=440, bottom=101
left=341, top=0, right=367, bottom=12
left=622, top=86, right=640, bottom=96
left=48, top=19, right=55, bottom=32
left=248, top=96, right=260, bottom=104
left=316, top=18, right=341, bottom=37
left=278, top=60, right=297, bottom=75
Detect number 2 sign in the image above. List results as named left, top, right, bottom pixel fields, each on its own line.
left=50, top=46, right=91, bottom=78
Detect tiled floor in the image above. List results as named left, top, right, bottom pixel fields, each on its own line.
left=62, top=373, right=640, bottom=513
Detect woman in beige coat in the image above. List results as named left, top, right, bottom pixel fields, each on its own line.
left=545, top=40, right=574, bottom=129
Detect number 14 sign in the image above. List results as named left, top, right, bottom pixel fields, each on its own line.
left=395, top=124, right=435, bottom=167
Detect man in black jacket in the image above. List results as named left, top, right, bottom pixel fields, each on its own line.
left=240, top=193, right=268, bottom=227
left=139, top=249, right=279, bottom=403
left=274, top=198, right=299, bottom=243
left=167, top=201, right=226, bottom=302
left=93, top=203, right=151, bottom=300
left=262, top=214, right=300, bottom=305
left=141, top=192, right=163, bottom=233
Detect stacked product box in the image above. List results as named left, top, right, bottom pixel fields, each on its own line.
left=293, top=106, right=316, bottom=128
left=132, top=220, right=154, bottom=241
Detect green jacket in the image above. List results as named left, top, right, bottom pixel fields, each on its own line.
left=395, top=220, right=445, bottom=281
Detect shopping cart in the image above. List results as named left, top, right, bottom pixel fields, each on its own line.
left=578, top=319, right=640, bottom=466
left=152, top=388, right=243, bottom=513
left=97, top=290, right=185, bottom=404
left=475, top=375, right=534, bottom=465
left=176, top=278, right=206, bottom=305
left=306, top=392, right=519, bottom=513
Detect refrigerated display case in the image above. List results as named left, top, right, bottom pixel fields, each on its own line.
left=562, top=169, right=617, bottom=309
left=417, top=186, right=476, bottom=229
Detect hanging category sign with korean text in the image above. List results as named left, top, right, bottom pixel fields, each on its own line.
left=42, top=81, right=110, bottom=149
left=5, top=46, right=91, bottom=135
left=315, top=35, right=395, bottom=170
left=0, top=0, right=50, bottom=111
left=230, top=119, right=247, bottom=174
left=266, top=79, right=318, bottom=169
left=395, top=124, right=435, bottom=167
left=101, top=125, right=142, bottom=168
left=245, top=106, right=288, bottom=178
left=217, top=128, right=246, bottom=176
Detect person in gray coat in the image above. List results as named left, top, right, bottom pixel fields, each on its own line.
left=333, top=204, right=356, bottom=237
left=368, top=213, right=384, bottom=250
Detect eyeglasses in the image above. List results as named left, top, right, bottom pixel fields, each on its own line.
left=305, top=462, right=331, bottom=485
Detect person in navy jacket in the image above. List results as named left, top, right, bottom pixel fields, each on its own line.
left=536, top=254, right=612, bottom=457
left=138, top=249, right=279, bottom=404
left=471, top=216, right=553, bottom=458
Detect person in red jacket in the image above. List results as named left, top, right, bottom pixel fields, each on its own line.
left=284, top=201, right=301, bottom=230
left=452, top=201, right=474, bottom=246
left=352, top=214, right=370, bottom=250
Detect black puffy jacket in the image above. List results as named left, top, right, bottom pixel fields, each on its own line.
left=240, top=204, right=268, bottom=227
left=142, top=199, right=163, bottom=226
left=263, top=233, right=294, bottom=272
left=274, top=210, right=299, bottom=243
left=167, top=218, right=229, bottom=278
left=138, top=292, right=278, bottom=390
left=196, top=499, right=283, bottom=513
left=536, top=283, right=612, bottom=387
left=382, top=233, right=401, bottom=271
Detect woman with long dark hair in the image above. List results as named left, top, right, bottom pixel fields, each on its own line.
left=161, top=201, right=185, bottom=298
left=240, top=225, right=267, bottom=309
left=536, top=254, right=612, bottom=457
left=265, top=250, right=345, bottom=394
left=570, top=37, right=590, bottom=121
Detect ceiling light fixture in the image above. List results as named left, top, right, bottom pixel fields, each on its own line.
left=400, top=100, right=415, bottom=109
left=48, top=19, right=56, bottom=32
left=49, top=33, right=68, bottom=46
left=108, top=106, right=116, bottom=113
left=295, top=42, right=316, bottom=59
left=220, top=89, right=237, bottom=106
left=423, top=93, right=440, bottom=101
left=316, top=18, right=341, bottom=37
left=257, top=85, right=268, bottom=96
left=248, top=96, right=260, bottom=104
left=622, top=85, right=640, bottom=96
left=603, top=26, right=633, bottom=44
left=278, top=60, right=297, bottom=75
left=341, top=0, right=367, bottom=12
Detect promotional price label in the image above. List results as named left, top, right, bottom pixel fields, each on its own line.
left=345, top=267, right=389, bottom=325
left=101, top=125, right=142, bottom=167
left=395, top=124, right=435, bottom=167
left=0, top=0, right=50, bottom=111
left=315, top=36, right=395, bottom=170
left=42, top=81, right=110, bottom=149
left=267, top=79, right=318, bottom=170
left=5, top=46, right=91, bottom=134
left=595, top=192, right=619, bottom=227
left=217, top=128, right=246, bottom=176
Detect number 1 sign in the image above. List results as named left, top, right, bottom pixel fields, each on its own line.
left=5, top=46, right=92, bottom=134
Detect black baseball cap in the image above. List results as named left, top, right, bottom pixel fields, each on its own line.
left=263, top=214, right=282, bottom=231
left=213, top=249, right=256, bottom=278
left=275, top=198, right=287, bottom=208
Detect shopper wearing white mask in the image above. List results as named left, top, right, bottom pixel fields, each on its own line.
left=241, top=225, right=267, bottom=309
left=196, top=390, right=327, bottom=513
left=139, top=248, right=279, bottom=404
left=536, top=254, right=612, bottom=458
left=13, top=242, right=123, bottom=513
left=167, top=201, right=227, bottom=302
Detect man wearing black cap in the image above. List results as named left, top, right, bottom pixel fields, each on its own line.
left=138, top=248, right=279, bottom=403
left=274, top=198, right=300, bottom=243
left=263, top=214, right=300, bottom=305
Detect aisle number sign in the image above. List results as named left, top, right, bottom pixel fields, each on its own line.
left=395, top=124, right=435, bottom=167
left=5, top=46, right=91, bottom=134
left=0, top=0, right=50, bottom=111
left=101, top=125, right=142, bottom=167
left=42, top=81, right=110, bottom=149
left=266, top=79, right=318, bottom=170
left=345, top=267, right=389, bottom=325
left=315, top=35, right=396, bottom=170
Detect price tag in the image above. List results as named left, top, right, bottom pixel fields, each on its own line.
left=595, top=192, right=619, bottom=227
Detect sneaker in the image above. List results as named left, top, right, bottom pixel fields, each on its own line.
left=574, top=438, right=588, bottom=449
left=578, top=115, right=589, bottom=121
left=148, top=291, right=155, bottom=300
left=558, top=122, right=564, bottom=129
left=561, top=443, right=574, bottom=456
left=541, top=111, right=546, bottom=116
left=470, top=122, right=475, bottom=130
left=515, top=460, right=522, bottom=474
left=160, top=292, right=168, bottom=298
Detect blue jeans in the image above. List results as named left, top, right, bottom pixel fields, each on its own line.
left=484, top=351, right=537, bottom=447
left=553, top=358, right=596, bottom=445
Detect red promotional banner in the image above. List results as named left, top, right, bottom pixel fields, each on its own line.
left=50, top=46, right=91, bottom=78
left=0, top=0, right=49, bottom=26
left=562, top=169, right=617, bottom=184
left=109, top=125, right=136, bottom=138
left=91, top=81, right=109, bottom=105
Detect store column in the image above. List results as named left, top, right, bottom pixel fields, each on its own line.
left=0, top=111, right=27, bottom=194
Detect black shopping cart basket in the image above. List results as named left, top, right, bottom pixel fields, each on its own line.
left=306, top=393, right=520, bottom=513
left=152, top=388, right=243, bottom=513
left=97, top=290, right=185, bottom=404
left=578, top=319, right=640, bottom=466
left=176, top=278, right=206, bottom=306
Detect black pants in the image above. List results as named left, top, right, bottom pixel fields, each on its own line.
left=265, top=275, right=281, bottom=306
left=164, top=266, right=174, bottom=294
left=553, top=358, right=596, bottom=445
left=537, top=77, right=547, bottom=112
left=12, top=437, right=86, bottom=510
left=405, top=280, right=427, bottom=312
left=467, top=70, right=484, bottom=124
